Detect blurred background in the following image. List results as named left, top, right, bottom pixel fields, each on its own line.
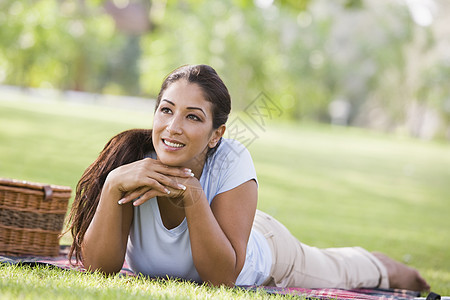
left=0, top=0, right=449, bottom=140
left=1, top=2, right=449, bottom=292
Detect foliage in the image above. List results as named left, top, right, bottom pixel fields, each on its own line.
left=0, top=0, right=138, bottom=94
left=0, top=0, right=449, bottom=138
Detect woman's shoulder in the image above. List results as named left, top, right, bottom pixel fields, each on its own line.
left=208, top=138, right=254, bottom=171
left=217, top=138, right=251, bottom=157
left=201, top=138, right=257, bottom=199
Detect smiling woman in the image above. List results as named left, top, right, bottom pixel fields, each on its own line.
left=152, top=80, right=225, bottom=175
left=66, top=64, right=430, bottom=291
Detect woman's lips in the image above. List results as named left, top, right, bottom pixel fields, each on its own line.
left=162, top=138, right=185, bottom=149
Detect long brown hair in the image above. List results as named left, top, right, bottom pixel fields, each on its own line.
left=66, top=129, right=153, bottom=263
left=66, top=64, right=231, bottom=263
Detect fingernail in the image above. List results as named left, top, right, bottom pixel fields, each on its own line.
left=165, top=188, right=171, bottom=194
left=118, top=199, right=125, bottom=205
left=184, top=169, right=194, bottom=176
left=178, top=184, right=186, bottom=190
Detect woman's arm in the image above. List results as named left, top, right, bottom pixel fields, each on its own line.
left=81, top=158, right=193, bottom=274
left=181, top=177, right=258, bottom=286
left=81, top=179, right=133, bottom=274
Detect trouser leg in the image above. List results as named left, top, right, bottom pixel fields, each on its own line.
left=253, top=210, right=389, bottom=289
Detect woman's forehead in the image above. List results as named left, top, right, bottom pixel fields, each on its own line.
left=161, top=80, right=213, bottom=112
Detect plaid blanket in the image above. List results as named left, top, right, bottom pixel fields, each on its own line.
left=240, top=285, right=423, bottom=300
left=0, top=246, right=439, bottom=300
left=0, top=245, right=135, bottom=276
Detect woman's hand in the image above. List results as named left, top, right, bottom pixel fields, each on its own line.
left=159, top=175, right=204, bottom=208
left=106, top=157, right=194, bottom=206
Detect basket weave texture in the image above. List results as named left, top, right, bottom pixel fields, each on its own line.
left=0, top=178, right=72, bottom=256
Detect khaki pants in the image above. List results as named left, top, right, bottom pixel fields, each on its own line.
left=253, top=210, right=389, bottom=289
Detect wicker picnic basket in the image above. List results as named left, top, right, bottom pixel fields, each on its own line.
left=0, top=178, right=72, bottom=257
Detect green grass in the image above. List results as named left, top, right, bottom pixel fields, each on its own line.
left=0, top=264, right=288, bottom=300
left=1, top=97, right=449, bottom=298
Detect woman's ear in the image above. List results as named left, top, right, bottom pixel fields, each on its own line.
left=208, top=125, right=226, bottom=148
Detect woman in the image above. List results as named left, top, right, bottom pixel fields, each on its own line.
left=67, top=64, right=429, bottom=291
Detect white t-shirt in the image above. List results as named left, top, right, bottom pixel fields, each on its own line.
left=125, top=139, right=272, bottom=285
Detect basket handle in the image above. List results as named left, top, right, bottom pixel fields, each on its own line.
left=43, top=185, right=53, bottom=201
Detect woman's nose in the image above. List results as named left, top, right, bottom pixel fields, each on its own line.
left=165, top=116, right=183, bottom=135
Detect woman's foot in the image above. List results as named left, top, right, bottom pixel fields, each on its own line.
left=372, top=252, right=430, bottom=292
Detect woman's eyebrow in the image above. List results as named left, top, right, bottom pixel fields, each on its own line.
left=162, top=99, right=175, bottom=106
left=187, top=106, right=206, bottom=117
left=162, top=99, right=206, bottom=117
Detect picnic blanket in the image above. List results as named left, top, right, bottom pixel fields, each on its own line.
left=240, top=286, right=440, bottom=300
left=0, top=246, right=443, bottom=300
left=0, top=245, right=135, bottom=276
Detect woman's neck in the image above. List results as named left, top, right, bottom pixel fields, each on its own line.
left=184, top=149, right=208, bottom=180
left=187, top=158, right=206, bottom=180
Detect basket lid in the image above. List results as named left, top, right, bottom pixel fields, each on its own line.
left=0, top=178, right=72, bottom=193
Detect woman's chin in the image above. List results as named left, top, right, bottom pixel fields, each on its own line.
left=156, top=154, right=185, bottom=167
left=162, top=161, right=184, bottom=167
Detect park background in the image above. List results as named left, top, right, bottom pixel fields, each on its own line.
left=1, top=0, right=449, bottom=298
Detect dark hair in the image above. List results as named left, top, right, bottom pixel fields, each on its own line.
left=66, top=65, right=231, bottom=263
left=66, top=129, right=153, bottom=263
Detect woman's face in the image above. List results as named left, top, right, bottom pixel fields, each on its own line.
left=152, top=79, right=224, bottom=171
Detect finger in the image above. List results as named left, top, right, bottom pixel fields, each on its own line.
left=165, top=185, right=186, bottom=199
left=118, top=187, right=149, bottom=205
left=118, top=180, right=170, bottom=204
left=132, top=189, right=169, bottom=206
left=148, top=159, right=195, bottom=178
left=138, top=177, right=174, bottom=195
left=117, top=177, right=176, bottom=205
left=148, top=172, right=187, bottom=191
left=118, top=188, right=162, bottom=206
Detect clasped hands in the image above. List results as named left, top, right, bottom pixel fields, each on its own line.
left=107, top=157, right=202, bottom=207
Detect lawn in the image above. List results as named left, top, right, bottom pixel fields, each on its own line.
left=1, top=95, right=449, bottom=298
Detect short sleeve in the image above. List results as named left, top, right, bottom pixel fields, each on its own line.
left=200, top=139, right=258, bottom=203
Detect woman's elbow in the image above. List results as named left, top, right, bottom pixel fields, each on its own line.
left=206, top=258, right=245, bottom=287
left=204, top=276, right=237, bottom=288
left=201, top=267, right=242, bottom=288
left=81, top=250, right=124, bottom=275
left=82, top=259, right=122, bottom=275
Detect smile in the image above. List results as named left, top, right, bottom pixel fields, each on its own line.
left=163, top=139, right=185, bottom=148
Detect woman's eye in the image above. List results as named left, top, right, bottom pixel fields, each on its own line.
left=160, top=107, right=171, bottom=114
left=187, top=114, right=201, bottom=121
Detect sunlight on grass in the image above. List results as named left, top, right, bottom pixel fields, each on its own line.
left=422, top=268, right=450, bottom=296
left=1, top=98, right=449, bottom=297
left=0, top=264, right=292, bottom=300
